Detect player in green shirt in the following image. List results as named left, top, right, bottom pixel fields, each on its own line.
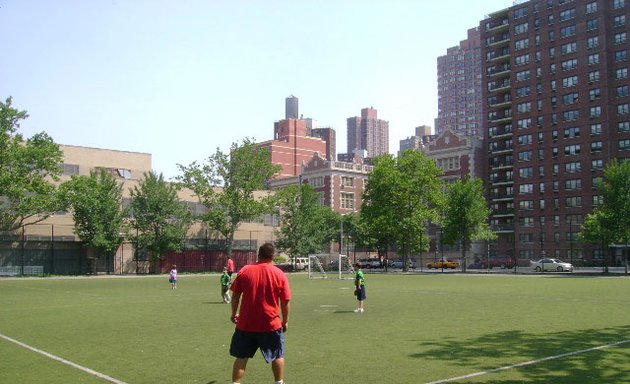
left=221, top=268, right=231, bottom=303
left=354, top=263, right=366, bottom=313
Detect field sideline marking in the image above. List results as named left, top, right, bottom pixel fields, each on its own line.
left=0, top=332, right=127, bottom=384
left=426, top=338, right=630, bottom=384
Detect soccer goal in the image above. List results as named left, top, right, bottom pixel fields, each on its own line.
left=308, top=254, right=355, bottom=279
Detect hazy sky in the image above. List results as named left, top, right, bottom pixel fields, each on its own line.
left=1, top=0, right=512, bottom=179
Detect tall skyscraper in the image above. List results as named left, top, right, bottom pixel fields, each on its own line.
left=481, top=0, right=630, bottom=265
left=346, top=107, right=389, bottom=159
left=285, top=95, right=299, bottom=119
left=436, top=27, right=483, bottom=136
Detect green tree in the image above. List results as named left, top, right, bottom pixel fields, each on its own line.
left=177, top=138, right=281, bottom=257
left=587, top=160, right=630, bottom=272
left=580, top=210, right=615, bottom=272
left=274, top=183, right=338, bottom=262
left=361, top=150, right=445, bottom=270
left=441, top=177, right=495, bottom=271
left=129, top=172, right=192, bottom=264
left=59, top=170, right=126, bottom=272
left=0, top=97, right=63, bottom=231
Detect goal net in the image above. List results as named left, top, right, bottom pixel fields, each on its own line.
left=308, top=254, right=355, bottom=279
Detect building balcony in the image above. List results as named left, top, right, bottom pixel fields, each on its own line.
left=490, top=176, right=514, bottom=185
left=491, top=209, right=514, bottom=217
left=486, top=37, right=510, bottom=48
left=490, top=161, right=514, bottom=170
left=490, top=223, right=515, bottom=233
left=489, top=116, right=513, bottom=124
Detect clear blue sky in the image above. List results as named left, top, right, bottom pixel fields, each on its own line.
left=1, top=0, right=511, bottom=179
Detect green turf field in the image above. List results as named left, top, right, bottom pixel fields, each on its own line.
left=0, top=273, right=629, bottom=383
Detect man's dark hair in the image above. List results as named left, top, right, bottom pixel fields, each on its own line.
left=258, top=242, right=275, bottom=260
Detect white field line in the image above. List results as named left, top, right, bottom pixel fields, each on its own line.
left=426, top=339, right=630, bottom=384
left=0, top=333, right=127, bottom=384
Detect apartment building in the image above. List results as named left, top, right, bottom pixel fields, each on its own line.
left=481, top=0, right=630, bottom=264
left=436, top=28, right=484, bottom=136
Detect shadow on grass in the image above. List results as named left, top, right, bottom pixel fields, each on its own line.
left=333, top=310, right=357, bottom=314
left=202, top=301, right=229, bottom=305
left=410, top=325, right=630, bottom=383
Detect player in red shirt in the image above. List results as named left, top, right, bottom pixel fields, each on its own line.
left=229, top=243, right=291, bottom=384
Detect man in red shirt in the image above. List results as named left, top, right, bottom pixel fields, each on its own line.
left=229, top=243, right=291, bottom=384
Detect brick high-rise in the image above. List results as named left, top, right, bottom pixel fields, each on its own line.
left=481, top=0, right=630, bottom=265
left=346, top=107, right=389, bottom=159
left=436, top=27, right=483, bottom=136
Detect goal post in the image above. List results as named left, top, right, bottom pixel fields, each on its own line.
left=308, top=254, right=355, bottom=279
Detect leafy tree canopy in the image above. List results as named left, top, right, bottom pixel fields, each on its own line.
left=0, top=97, right=63, bottom=231
left=177, top=138, right=281, bottom=256
left=129, top=171, right=192, bottom=260
left=58, top=170, right=126, bottom=256
left=274, top=183, right=339, bottom=259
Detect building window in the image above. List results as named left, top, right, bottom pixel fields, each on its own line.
left=590, top=123, right=602, bottom=135
left=519, top=167, right=534, bottom=178
left=94, top=167, right=132, bottom=180
left=563, top=92, right=579, bottom=105
left=564, top=127, right=580, bottom=138
left=585, top=1, right=598, bottom=13
left=614, top=32, right=627, bottom=44
left=589, top=88, right=601, bottom=100
left=309, top=176, right=324, bottom=188
left=562, top=75, right=578, bottom=87
left=514, top=6, right=529, bottom=18
left=560, top=25, right=576, bottom=38
left=520, top=184, right=534, bottom=194
left=563, top=110, right=580, bottom=121
left=518, top=134, right=533, bottom=145
left=591, top=141, right=603, bottom=152
left=586, top=36, right=599, bottom=49
left=616, top=67, right=628, bottom=79
left=589, top=106, right=602, bottom=118
left=341, top=176, right=354, bottom=188
left=566, top=196, right=582, bottom=208
left=619, top=121, right=630, bottom=132
left=517, top=118, right=533, bottom=129
left=517, top=102, right=532, bottom=113
left=565, top=179, right=582, bottom=190
left=619, top=139, right=630, bottom=150
left=561, top=42, right=577, bottom=54
left=518, top=151, right=533, bottom=161
left=565, top=144, right=581, bottom=155
left=515, top=38, right=530, bottom=50
left=565, top=161, right=582, bottom=173
left=613, top=0, right=625, bottom=9
left=618, top=103, right=630, bottom=115
left=561, top=58, right=578, bottom=70
left=591, top=159, right=604, bottom=170
left=515, top=22, right=529, bottom=34
left=586, top=18, right=599, bottom=30
left=62, top=163, right=80, bottom=176
left=615, top=49, right=628, bottom=62
left=588, top=70, right=600, bottom=82
left=341, top=193, right=355, bottom=210
left=617, top=85, right=629, bottom=97
left=588, top=53, right=600, bottom=65
left=559, top=8, right=576, bottom=20
left=614, top=15, right=626, bottom=27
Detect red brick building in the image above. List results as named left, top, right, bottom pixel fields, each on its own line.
left=257, top=118, right=328, bottom=178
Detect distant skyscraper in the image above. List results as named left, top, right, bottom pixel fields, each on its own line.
left=285, top=95, right=299, bottom=119
left=435, top=27, right=482, bottom=136
left=346, top=107, right=389, bottom=158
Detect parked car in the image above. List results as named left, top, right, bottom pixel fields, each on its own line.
left=427, top=259, right=459, bottom=269
left=389, top=259, right=417, bottom=269
left=294, top=257, right=309, bottom=271
left=531, top=258, right=573, bottom=272
left=357, top=258, right=382, bottom=269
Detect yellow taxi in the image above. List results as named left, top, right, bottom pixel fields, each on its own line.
left=427, top=258, right=460, bottom=269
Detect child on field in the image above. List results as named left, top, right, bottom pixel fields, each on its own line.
left=220, top=268, right=231, bottom=303
left=169, top=265, right=178, bottom=290
left=354, top=263, right=366, bottom=313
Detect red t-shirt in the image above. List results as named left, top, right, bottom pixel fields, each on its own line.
left=227, top=258, right=235, bottom=273
left=230, top=262, right=291, bottom=332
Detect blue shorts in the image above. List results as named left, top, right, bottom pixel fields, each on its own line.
left=169, top=278, right=177, bottom=283
left=230, top=328, right=285, bottom=363
left=356, top=285, right=366, bottom=301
